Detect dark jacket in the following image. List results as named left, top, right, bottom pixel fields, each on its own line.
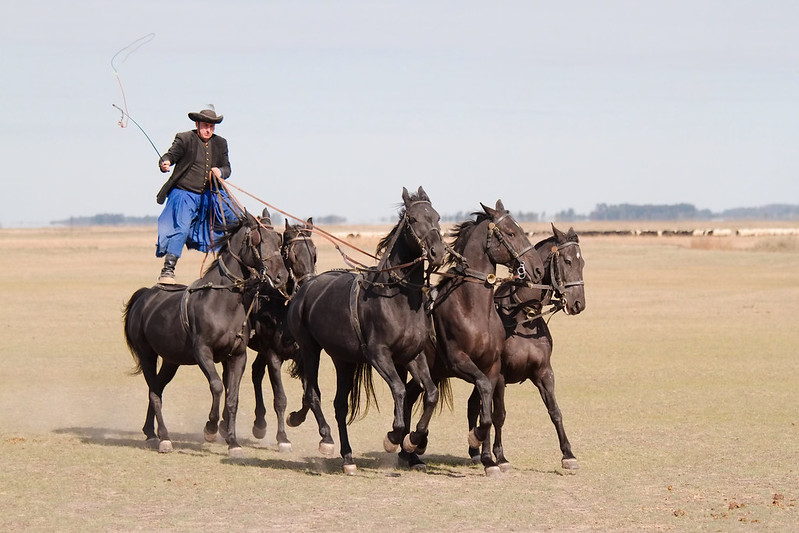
left=156, top=130, right=231, bottom=204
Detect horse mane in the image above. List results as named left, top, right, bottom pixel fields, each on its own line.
left=445, top=210, right=492, bottom=265
left=375, top=191, right=426, bottom=256
left=202, top=215, right=250, bottom=275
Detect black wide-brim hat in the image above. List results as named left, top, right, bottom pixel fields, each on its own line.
left=188, top=104, right=223, bottom=124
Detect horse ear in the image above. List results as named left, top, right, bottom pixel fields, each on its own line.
left=417, top=186, right=429, bottom=201
left=495, top=199, right=506, bottom=213
left=285, top=219, right=290, bottom=230
left=306, top=217, right=313, bottom=226
left=552, top=223, right=566, bottom=241
left=481, top=202, right=495, bottom=217
left=567, top=227, right=579, bottom=242
left=261, top=207, right=272, bottom=225
left=402, top=187, right=411, bottom=206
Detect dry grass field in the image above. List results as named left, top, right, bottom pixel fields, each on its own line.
left=1, top=219, right=798, bottom=531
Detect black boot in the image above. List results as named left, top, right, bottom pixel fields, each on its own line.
left=158, top=254, right=178, bottom=284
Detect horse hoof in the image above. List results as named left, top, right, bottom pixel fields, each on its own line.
left=158, top=440, right=173, bottom=453
left=252, top=425, right=267, bottom=440
left=467, top=429, right=481, bottom=449
left=286, top=413, right=302, bottom=428
left=319, top=441, right=336, bottom=456
left=228, top=447, right=244, bottom=459
left=410, top=463, right=427, bottom=473
left=499, top=462, right=513, bottom=473
left=402, top=433, right=417, bottom=453
left=383, top=434, right=399, bottom=453
left=562, top=458, right=580, bottom=472
left=484, top=465, right=502, bottom=477
left=470, top=454, right=481, bottom=465
left=342, top=463, right=358, bottom=476
left=203, top=428, right=217, bottom=443
left=278, top=442, right=292, bottom=453
left=145, top=438, right=160, bottom=450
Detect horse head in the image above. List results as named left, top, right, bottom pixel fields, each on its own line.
left=545, top=224, right=585, bottom=315
left=400, top=186, right=445, bottom=270
left=233, top=212, right=288, bottom=291
left=283, top=217, right=317, bottom=287
left=480, top=199, right=545, bottom=283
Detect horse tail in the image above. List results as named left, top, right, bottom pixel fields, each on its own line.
left=437, top=377, right=454, bottom=412
left=348, top=362, right=378, bottom=424
left=412, top=376, right=453, bottom=414
left=122, top=287, right=149, bottom=375
left=287, top=356, right=303, bottom=380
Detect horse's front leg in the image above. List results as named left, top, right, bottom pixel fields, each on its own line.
left=251, top=350, right=269, bottom=439
left=403, top=354, right=439, bottom=456
left=368, top=348, right=409, bottom=453
left=466, top=386, right=481, bottom=462
left=397, top=375, right=428, bottom=471
left=195, top=345, right=224, bottom=443
left=491, top=375, right=511, bottom=472
left=221, top=350, right=247, bottom=457
left=534, top=365, right=579, bottom=471
left=332, top=360, right=357, bottom=475
left=265, top=348, right=292, bottom=452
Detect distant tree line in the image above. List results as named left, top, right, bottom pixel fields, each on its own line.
left=50, top=203, right=799, bottom=227
left=51, top=214, right=158, bottom=226
left=587, top=203, right=799, bottom=221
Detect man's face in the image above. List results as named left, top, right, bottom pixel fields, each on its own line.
left=196, top=121, right=215, bottom=141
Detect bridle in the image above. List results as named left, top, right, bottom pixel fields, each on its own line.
left=444, top=212, right=534, bottom=286
left=498, top=239, right=584, bottom=323
left=485, top=212, right=535, bottom=281
left=282, top=232, right=317, bottom=290
left=547, top=240, right=584, bottom=295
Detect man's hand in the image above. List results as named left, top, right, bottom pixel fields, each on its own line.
left=160, top=160, right=171, bottom=172
left=211, top=167, right=222, bottom=179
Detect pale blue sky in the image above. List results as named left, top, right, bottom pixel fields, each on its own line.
left=2, top=1, right=797, bottom=226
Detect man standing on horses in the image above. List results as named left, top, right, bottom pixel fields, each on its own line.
left=155, top=104, right=240, bottom=284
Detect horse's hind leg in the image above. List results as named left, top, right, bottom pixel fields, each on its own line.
left=140, top=357, right=179, bottom=453
left=534, top=365, right=578, bottom=471
left=251, top=350, right=269, bottom=439
left=291, top=342, right=334, bottom=455
left=265, top=349, right=292, bottom=452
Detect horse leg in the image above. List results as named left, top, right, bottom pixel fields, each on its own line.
left=448, top=356, right=501, bottom=475
left=332, top=360, right=357, bottom=475
left=534, top=365, right=578, bottom=471
left=466, top=386, right=481, bottom=462
left=265, top=349, right=292, bottom=452
left=251, top=350, right=268, bottom=439
left=135, top=347, right=160, bottom=444
left=292, top=343, right=334, bottom=455
left=367, top=349, right=410, bottom=452
left=491, top=375, right=512, bottom=472
left=195, top=346, right=224, bottom=443
left=397, top=375, right=427, bottom=471
left=403, top=355, right=439, bottom=456
left=221, top=351, right=247, bottom=457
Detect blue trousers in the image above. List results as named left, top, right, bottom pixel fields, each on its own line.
left=156, top=188, right=241, bottom=257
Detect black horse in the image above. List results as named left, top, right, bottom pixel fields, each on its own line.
left=402, top=200, right=546, bottom=475
left=123, top=213, right=288, bottom=456
left=467, top=224, right=585, bottom=471
left=286, top=186, right=445, bottom=474
left=249, top=217, right=317, bottom=451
